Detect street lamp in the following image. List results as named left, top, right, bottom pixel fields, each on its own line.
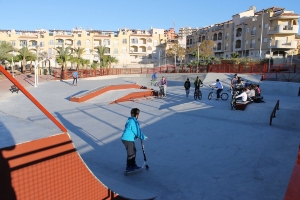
left=158, top=49, right=161, bottom=67
left=259, top=9, right=264, bottom=59
left=35, top=45, right=39, bottom=87
left=197, top=43, right=200, bottom=73
left=12, top=50, right=15, bottom=77
left=268, top=37, right=273, bottom=73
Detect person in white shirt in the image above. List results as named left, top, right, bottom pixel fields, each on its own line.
left=209, top=79, right=223, bottom=100
left=235, top=88, right=248, bottom=102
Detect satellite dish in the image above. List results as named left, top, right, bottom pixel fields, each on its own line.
left=249, top=6, right=256, bottom=12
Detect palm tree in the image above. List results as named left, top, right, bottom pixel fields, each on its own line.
left=69, top=55, right=78, bottom=70
left=0, top=41, right=14, bottom=65
left=105, top=56, right=118, bottom=68
left=73, top=47, right=85, bottom=70
left=56, top=45, right=71, bottom=70
left=94, top=45, right=109, bottom=67
left=55, top=45, right=71, bottom=79
left=18, top=47, right=35, bottom=73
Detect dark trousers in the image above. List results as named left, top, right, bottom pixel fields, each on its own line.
left=122, top=140, right=136, bottom=168
left=217, top=89, right=223, bottom=98
left=73, top=77, right=77, bottom=84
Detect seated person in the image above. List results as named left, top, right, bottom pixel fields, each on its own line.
left=235, top=88, right=248, bottom=102
left=248, top=86, right=256, bottom=100
left=244, top=80, right=251, bottom=88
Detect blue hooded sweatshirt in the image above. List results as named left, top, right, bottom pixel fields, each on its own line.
left=121, top=117, right=146, bottom=141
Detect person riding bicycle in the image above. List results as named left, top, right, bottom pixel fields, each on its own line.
left=232, top=77, right=244, bottom=92
left=209, top=79, right=223, bottom=100
left=194, top=76, right=203, bottom=93
left=158, top=76, right=167, bottom=97
left=151, top=72, right=157, bottom=81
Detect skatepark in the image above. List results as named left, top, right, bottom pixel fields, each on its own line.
left=0, top=70, right=300, bottom=199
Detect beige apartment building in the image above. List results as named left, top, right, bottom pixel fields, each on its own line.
left=0, top=27, right=170, bottom=68
left=184, top=6, right=299, bottom=63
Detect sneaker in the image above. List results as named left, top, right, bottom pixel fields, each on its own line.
left=132, top=165, right=141, bottom=170
left=126, top=167, right=134, bottom=171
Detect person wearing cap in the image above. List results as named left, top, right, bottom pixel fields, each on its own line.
left=209, top=79, right=223, bottom=100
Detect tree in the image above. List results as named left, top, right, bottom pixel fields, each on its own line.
left=55, top=45, right=71, bottom=71
left=18, top=47, right=35, bottom=73
left=94, top=45, right=109, bottom=67
left=166, top=43, right=186, bottom=65
left=73, top=47, right=85, bottom=70
left=0, top=41, right=14, bottom=65
left=104, top=56, right=118, bottom=68
left=230, top=52, right=240, bottom=58
left=198, top=40, right=215, bottom=57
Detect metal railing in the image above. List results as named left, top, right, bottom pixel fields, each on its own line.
left=270, top=100, right=279, bottom=125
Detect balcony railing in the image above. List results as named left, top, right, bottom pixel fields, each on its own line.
left=131, top=41, right=138, bottom=44
left=251, top=31, right=256, bottom=36
left=236, top=32, right=242, bottom=37
left=268, top=25, right=299, bottom=34
left=218, top=37, right=222, bottom=40
left=235, top=45, right=241, bottom=49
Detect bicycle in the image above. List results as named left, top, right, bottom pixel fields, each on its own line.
left=194, top=84, right=203, bottom=100
left=148, top=79, right=158, bottom=86
left=158, top=85, right=165, bottom=98
left=208, top=86, right=229, bottom=100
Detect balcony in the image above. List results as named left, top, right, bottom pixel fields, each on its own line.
left=236, top=32, right=242, bottom=38
left=130, top=50, right=146, bottom=54
left=268, top=25, right=299, bottom=34
left=235, top=45, right=241, bottom=49
left=55, top=43, right=63, bottom=46
left=269, top=40, right=297, bottom=49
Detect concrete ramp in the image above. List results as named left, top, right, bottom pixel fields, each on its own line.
left=0, top=133, right=156, bottom=200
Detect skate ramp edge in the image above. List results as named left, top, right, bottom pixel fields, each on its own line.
left=110, top=90, right=157, bottom=104
left=284, top=143, right=300, bottom=200
left=0, top=133, right=156, bottom=200
left=70, top=84, right=149, bottom=103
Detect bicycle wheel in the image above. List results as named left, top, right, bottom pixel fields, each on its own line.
left=198, top=91, right=202, bottom=100
left=194, top=92, right=197, bottom=100
left=221, top=93, right=229, bottom=101
left=208, top=92, right=213, bottom=100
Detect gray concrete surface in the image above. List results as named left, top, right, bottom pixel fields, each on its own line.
left=0, top=73, right=299, bottom=200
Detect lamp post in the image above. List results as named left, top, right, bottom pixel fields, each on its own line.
left=35, top=45, right=39, bottom=87
left=259, top=9, right=264, bottom=59
left=268, top=37, right=273, bottom=73
left=11, top=51, right=15, bottom=77
left=197, top=43, right=200, bottom=73
left=158, top=49, right=161, bottom=67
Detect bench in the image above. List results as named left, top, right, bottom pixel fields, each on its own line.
left=235, top=100, right=252, bottom=111
left=10, top=85, right=19, bottom=94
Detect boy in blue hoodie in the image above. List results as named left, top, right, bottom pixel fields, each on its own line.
left=121, top=108, right=148, bottom=171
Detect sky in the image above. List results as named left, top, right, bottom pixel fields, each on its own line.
left=0, top=0, right=299, bottom=34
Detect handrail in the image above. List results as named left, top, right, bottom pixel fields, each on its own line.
left=270, top=100, right=280, bottom=125
left=0, top=65, right=67, bottom=132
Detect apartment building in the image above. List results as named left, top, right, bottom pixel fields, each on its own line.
left=0, top=27, right=169, bottom=67
left=186, top=6, right=299, bottom=63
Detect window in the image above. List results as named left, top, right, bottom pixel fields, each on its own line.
left=264, top=23, right=268, bottom=29
left=77, top=40, right=81, bottom=46
left=122, top=39, right=127, bottom=44
left=32, top=41, right=37, bottom=46
left=20, top=40, right=27, bottom=46
left=86, top=39, right=90, bottom=46
left=259, top=25, right=261, bottom=28
left=246, top=40, right=248, bottom=44
left=227, top=24, right=229, bottom=28
left=147, top=46, right=152, bottom=51
left=246, top=28, right=249, bottom=32
left=113, top=48, right=118, bottom=54
left=263, top=38, right=268, bottom=42
left=122, top=46, right=126, bottom=53
left=258, top=38, right=260, bottom=41
left=7, top=34, right=11, bottom=37
left=11, top=41, right=16, bottom=46
left=49, top=32, right=53, bottom=36
left=103, top=39, right=110, bottom=46
left=114, top=41, right=118, bottom=47
left=86, top=48, right=90, bottom=54
left=123, top=32, right=126, bottom=35
left=131, top=38, right=138, bottom=44
left=40, top=42, right=44, bottom=47
left=78, top=34, right=81, bottom=37
left=87, top=32, right=90, bottom=36
left=49, top=40, right=54, bottom=45
left=250, top=52, right=253, bottom=55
